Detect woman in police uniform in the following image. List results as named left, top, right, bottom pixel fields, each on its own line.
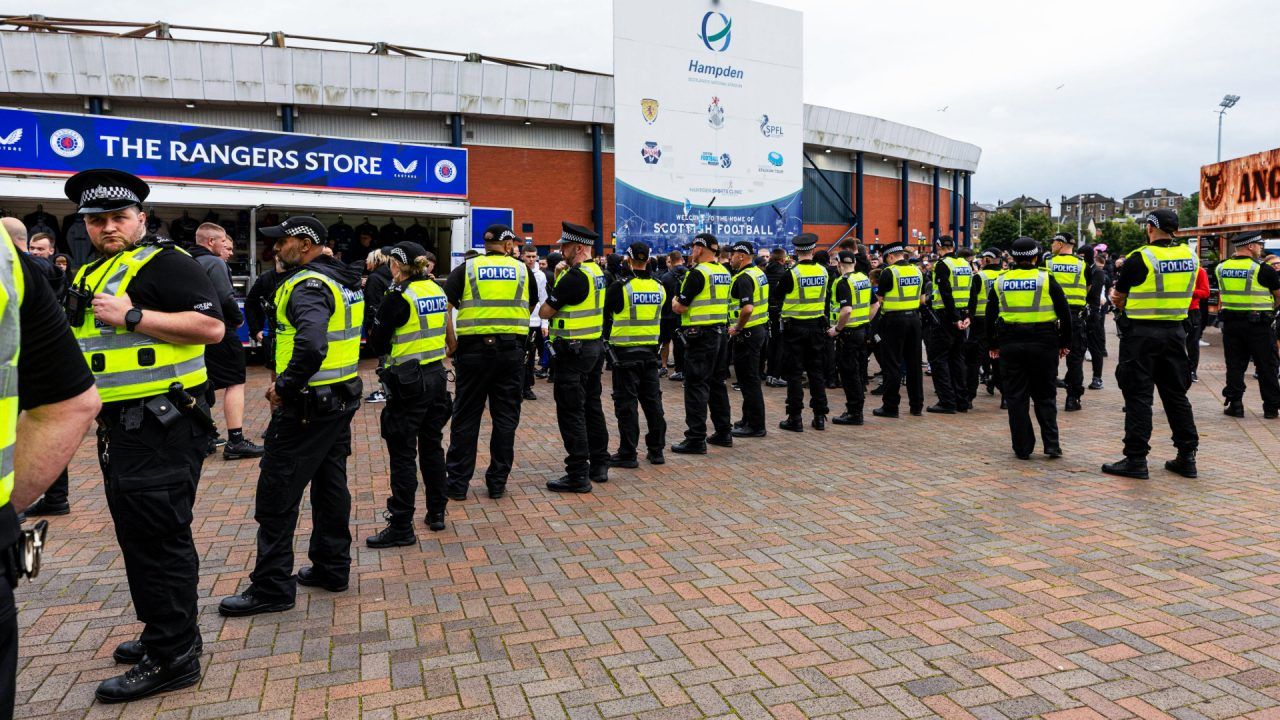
left=365, top=242, right=456, bottom=546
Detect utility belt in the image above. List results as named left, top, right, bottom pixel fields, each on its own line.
left=606, top=343, right=658, bottom=369
left=731, top=326, right=766, bottom=340
left=997, top=320, right=1058, bottom=334
left=676, top=325, right=723, bottom=347
left=879, top=309, right=919, bottom=317
left=780, top=318, right=825, bottom=332
left=1220, top=310, right=1274, bottom=326
left=279, top=379, right=360, bottom=421
left=548, top=336, right=601, bottom=360
left=377, top=360, right=443, bottom=401
left=456, top=334, right=526, bottom=354
left=99, top=382, right=216, bottom=436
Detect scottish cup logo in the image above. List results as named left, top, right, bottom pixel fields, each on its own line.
left=707, top=97, right=725, bottom=130
left=699, top=12, right=732, bottom=52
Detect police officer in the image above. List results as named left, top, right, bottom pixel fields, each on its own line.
left=365, top=241, right=455, bottom=547
left=964, top=250, right=1004, bottom=405
left=542, top=223, right=610, bottom=491
left=727, top=240, right=770, bottom=437
left=1216, top=232, right=1280, bottom=418
left=776, top=233, right=830, bottom=431
left=0, top=222, right=100, bottom=714
left=671, top=233, right=734, bottom=452
left=63, top=170, right=225, bottom=701
left=874, top=243, right=926, bottom=417
left=1102, top=209, right=1199, bottom=480
left=604, top=241, right=668, bottom=468
left=1047, top=232, right=1090, bottom=411
left=986, top=237, right=1073, bottom=459
left=443, top=224, right=535, bottom=500
left=829, top=250, right=879, bottom=425
left=220, top=216, right=364, bottom=616
left=924, top=235, right=972, bottom=413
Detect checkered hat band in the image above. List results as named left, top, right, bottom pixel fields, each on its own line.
left=287, top=226, right=321, bottom=243
left=80, top=185, right=139, bottom=206
left=561, top=230, right=593, bottom=244
left=390, top=248, right=409, bottom=264
left=496, top=230, right=515, bottom=242
left=1011, top=247, right=1039, bottom=257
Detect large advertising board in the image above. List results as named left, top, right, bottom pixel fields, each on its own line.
left=1199, top=147, right=1280, bottom=228
left=613, top=0, right=803, bottom=252
left=0, top=107, right=467, bottom=198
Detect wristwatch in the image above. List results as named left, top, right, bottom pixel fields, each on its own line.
left=124, top=307, right=144, bottom=332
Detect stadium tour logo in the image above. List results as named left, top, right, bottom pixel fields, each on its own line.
left=768, top=152, right=784, bottom=167
left=433, top=159, right=457, bottom=183
left=641, top=141, right=662, bottom=165
left=707, top=97, right=725, bottom=130
left=699, top=12, right=732, bottom=52
left=50, top=128, right=85, bottom=158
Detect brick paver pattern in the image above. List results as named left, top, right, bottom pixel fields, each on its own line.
left=14, top=326, right=1280, bottom=719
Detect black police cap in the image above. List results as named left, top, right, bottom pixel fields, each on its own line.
left=730, top=239, right=755, bottom=255
left=559, top=222, right=598, bottom=246
left=389, top=241, right=427, bottom=265
left=1011, top=236, right=1040, bottom=258
left=1144, top=208, right=1179, bottom=233
left=484, top=224, right=517, bottom=244
left=64, top=169, right=150, bottom=215
left=260, top=216, right=327, bottom=244
left=792, top=233, right=818, bottom=251
left=626, top=240, right=650, bottom=261
left=687, top=232, right=718, bottom=252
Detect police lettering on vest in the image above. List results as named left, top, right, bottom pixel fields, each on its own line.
left=995, top=269, right=1055, bottom=323
left=456, top=255, right=528, bottom=336
left=611, top=276, right=666, bottom=347
left=682, top=263, right=731, bottom=327
left=391, top=279, right=448, bottom=366
left=0, top=229, right=23, bottom=508
left=551, top=262, right=606, bottom=340
left=1124, top=244, right=1197, bottom=321
left=732, top=266, right=770, bottom=329
left=274, top=270, right=364, bottom=385
left=1217, top=257, right=1275, bottom=312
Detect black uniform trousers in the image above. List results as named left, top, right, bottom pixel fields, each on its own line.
left=766, top=313, right=785, bottom=378
left=924, top=319, right=966, bottom=409
left=731, top=325, right=768, bottom=430
left=0, top=570, right=14, bottom=719
left=1184, top=311, right=1204, bottom=377
left=445, top=335, right=526, bottom=496
left=42, top=469, right=69, bottom=505
left=97, top=396, right=208, bottom=662
left=1063, top=308, right=1088, bottom=400
left=782, top=320, right=829, bottom=417
left=553, top=339, right=609, bottom=479
left=1222, top=316, right=1280, bottom=411
left=382, top=362, right=452, bottom=525
left=251, top=396, right=359, bottom=601
left=1115, top=320, right=1198, bottom=459
left=610, top=345, right=666, bottom=459
left=836, top=326, right=869, bottom=415
left=524, top=326, right=547, bottom=390
left=1086, top=308, right=1106, bottom=379
left=681, top=327, right=731, bottom=441
left=998, top=325, right=1061, bottom=456
left=877, top=311, right=924, bottom=413
left=962, top=322, right=997, bottom=403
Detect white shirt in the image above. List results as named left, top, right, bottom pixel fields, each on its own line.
left=528, top=264, right=548, bottom=329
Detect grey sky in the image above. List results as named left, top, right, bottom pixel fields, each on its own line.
left=25, top=0, right=1280, bottom=212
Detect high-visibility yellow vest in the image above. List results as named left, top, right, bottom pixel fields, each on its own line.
left=995, top=268, right=1055, bottom=323
left=551, top=261, right=606, bottom=340
left=72, top=243, right=207, bottom=403
left=881, top=264, right=923, bottom=312
left=732, top=265, right=769, bottom=329
left=681, top=262, right=731, bottom=327
left=832, top=272, right=874, bottom=328
left=1216, top=257, right=1276, bottom=312
left=455, top=254, right=529, bottom=336
left=931, top=256, right=974, bottom=308
left=781, top=262, right=828, bottom=320
left=1124, top=244, right=1197, bottom=321
left=972, top=268, right=1004, bottom=318
left=1048, top=254, right=1087, bottom=307
left=0, top=229, right=24, bottom=507
left=274, top=268, right=364, bottom=386
left=610, top=276, right=665, bottom=347
left=389, top=279, right=448, bottom=366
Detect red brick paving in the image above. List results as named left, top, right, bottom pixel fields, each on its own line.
left=15, top=324, right=1280, bottom=719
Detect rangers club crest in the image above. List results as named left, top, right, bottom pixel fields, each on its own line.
left=641, top=141, right=662, bottom=165
left=707, top=97, right=725, bottom=130
left=641, top=98, right=659, bottom=125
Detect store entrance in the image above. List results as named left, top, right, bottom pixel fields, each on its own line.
left=252, top=208, right=454, bottom=280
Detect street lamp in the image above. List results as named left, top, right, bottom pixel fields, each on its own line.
left=1217, top=94, right=1240, bottom=162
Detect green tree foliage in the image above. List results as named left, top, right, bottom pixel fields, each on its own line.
left=978, top=211, right=1019, bottom=251
left=1020, top=213, right=1054, bottom=243
left=1179, top=192, right=1199, bottom=230
left=1096, top=219, right=1147, bottom=256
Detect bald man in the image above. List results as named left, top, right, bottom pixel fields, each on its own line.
left=2, top=217, right=27, bottom=252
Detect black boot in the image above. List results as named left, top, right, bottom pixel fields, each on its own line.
left=113, top=640, right=147, bottom=665
left=707, top=431, right=734, bottom=447
left=646, top=449, right=666, bottom=465
left=1224, top=400, right=1245, bottom=418
left=670, top=439, right=707, bottom=454
left=925, top=404, right=955, bottom=415
left=1088, top=377, right=1103, bottom=390
left=366, top=517, right=417, bottom=548
left=778, top=415, right=804, bottom=432
left=296, top=566, right=349, bottom=592
left=95, top=653, right=202, bottom=703
left=1101, top=457, right=1149, bottom=480
left=218, top=588, right=295, bottom=617
left=425, top=510, right=446, bottom=532
left=831, top=412, right=863, bottom=426
left=23, top=496, right=70, bottom=516
left=590, top=466, right=610, bottom=483
left=608, top=453, right=639, bottom=469
left=999, top=398, right=1008, bottom=410
left=811, top=414, right=826, bottom=431
left=1064, top=397, right=1081, bottom=412
left=1164, top=451, right=1197, bottom=478
left=546, top=475, right=592, bottom=493
left=223, top=438, right=265, bottom=460
left=871, top=407, right=898, bottom=419
left=731, top=425, right=767, bottom=438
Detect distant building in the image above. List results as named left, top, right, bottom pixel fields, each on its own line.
left=971, top=202, right=998, bottom=238
left=997, top=196, right=1053, bottom=217
left=1123, top=188, right=1185, bottom=218
left=1061, top=193, right=1123, bottom=224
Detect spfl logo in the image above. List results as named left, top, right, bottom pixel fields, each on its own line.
left=759, top=115, right=784, bottom=138
left=699, top=11, right=732, bottom=52
left=0, top=128, right=21, bottom=152
left=433, top=159, right=457, bottom=183
left=707, top=97, right=725, bottom=130
left=50, top=128, right=84, bottom=158
left=415, top=296, right=448, bottom=315
left=392, top=158, right=419, bottom=178
left=641, top=142, right=662, bottom=165
left=478, top=266, right=518, bottom=281
left=767, top=152, right=784, bottom=167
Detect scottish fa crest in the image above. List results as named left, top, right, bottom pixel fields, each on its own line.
left=641, top=98, right=659, bottom=125
left=707, top=97, right=725, bottom=130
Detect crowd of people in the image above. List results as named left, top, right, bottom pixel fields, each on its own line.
left=3, top=166, right=1280, bottom=712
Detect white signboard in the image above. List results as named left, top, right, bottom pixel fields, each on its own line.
left=614, top=0, right=804, bottom=251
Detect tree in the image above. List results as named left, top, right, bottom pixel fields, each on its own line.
left=979, top=211, right=1019, bottom=251
left=1179, top=192, right=1199, bottom=230
left=1020, top=213, right=1054, bottom=244
left=1097, top=219, right=1147, bottom=256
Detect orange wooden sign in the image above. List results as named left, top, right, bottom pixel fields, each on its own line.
left=1199, top=147, right=1280, bottom=227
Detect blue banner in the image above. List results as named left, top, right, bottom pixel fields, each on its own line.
left=614, top=181, right=803, bottom=253
left=0, top=107, right=467, bottom=198
left=470, top=207, right=515, bottom=248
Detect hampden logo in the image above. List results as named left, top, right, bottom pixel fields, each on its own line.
left=759, top=114, right=784, bottom=138
left=641, top=141, right=662, bottom=165
left=433, top=159, right=457, bottom=183
left=392, top=158, right=419, bottom=178
left=699, top=11, right=732, bottom=52
left=50, top=128, right=84, bottom=158
left=707, top=97, right=725, bottom=129
left=640, top=98, right=660, bottom=125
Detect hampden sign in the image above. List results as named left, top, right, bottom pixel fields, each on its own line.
left=1198, top=146, right=1280, bottom=228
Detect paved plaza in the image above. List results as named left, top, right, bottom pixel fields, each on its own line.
left=15, top=327, right=1280, bottom=720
